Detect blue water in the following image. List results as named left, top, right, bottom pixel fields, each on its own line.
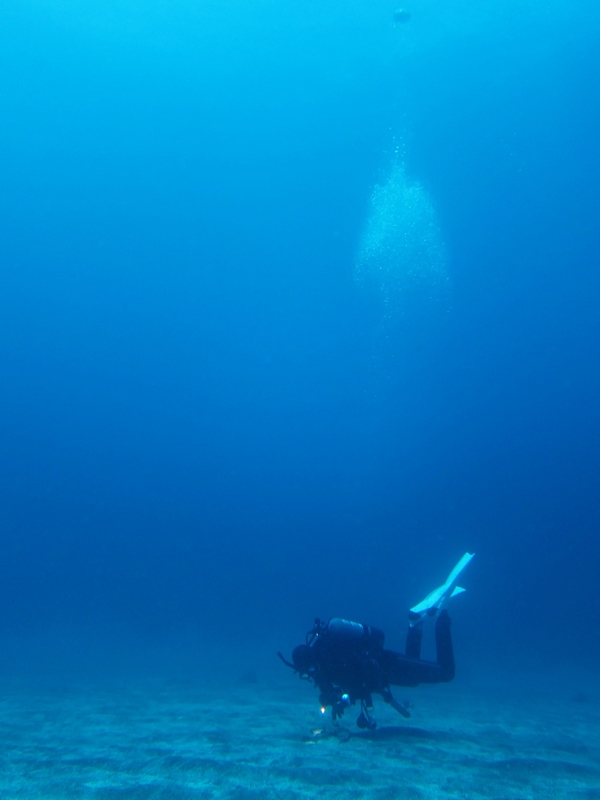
left=1, top=0, right=599, bottom=684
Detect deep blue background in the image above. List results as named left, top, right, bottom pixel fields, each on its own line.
left=1, top=0, right=599, bottom=682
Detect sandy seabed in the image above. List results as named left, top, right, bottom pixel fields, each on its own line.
left=1, top=676, right=598, bottom=800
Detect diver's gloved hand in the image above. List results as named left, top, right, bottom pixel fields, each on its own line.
left=332, top=694, right=350, bottom=720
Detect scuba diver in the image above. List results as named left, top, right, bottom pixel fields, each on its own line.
left=278, top=553, right=473, bottom=730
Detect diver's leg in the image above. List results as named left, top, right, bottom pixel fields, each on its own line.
left=405, top=618, right=423, bottom=659
left=386, top=611, right=455, bottom=686
left=434, top=609, right=455, bottom=681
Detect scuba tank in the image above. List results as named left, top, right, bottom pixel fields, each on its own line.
left=326, top=618, right=385, bottom=649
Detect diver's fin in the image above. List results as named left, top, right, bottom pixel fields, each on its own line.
left=409, top=552, right=474, bottom=625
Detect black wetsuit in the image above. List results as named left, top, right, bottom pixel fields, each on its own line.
left=280, top=610, right=454, bottom=726
left=386, top=609, right=455, bottom=685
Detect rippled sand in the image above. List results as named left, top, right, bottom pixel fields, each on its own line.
left=1, top=676, right=598, bottom=799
